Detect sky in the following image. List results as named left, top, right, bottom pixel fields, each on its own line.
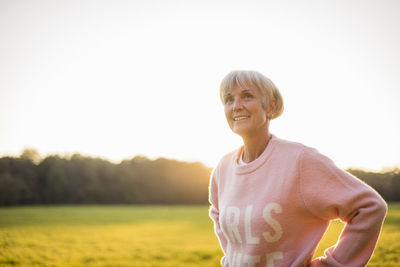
left=1, top=0, right=399, bottom=170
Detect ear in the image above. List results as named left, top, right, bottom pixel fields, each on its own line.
left=267, top=98, right=277, bottom=119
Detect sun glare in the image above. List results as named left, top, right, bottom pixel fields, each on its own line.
left=0, top=0, right=399, bottom=170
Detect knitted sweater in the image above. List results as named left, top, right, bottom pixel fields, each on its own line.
left=209, top=135, right=387, bottom=267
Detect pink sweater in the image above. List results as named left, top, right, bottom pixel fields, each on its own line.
left=209, top=135, right=387, bottom=267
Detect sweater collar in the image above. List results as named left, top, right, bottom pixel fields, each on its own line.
left=234, top=134, right=278, bottom=175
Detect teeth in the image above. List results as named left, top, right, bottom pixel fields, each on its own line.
left=233, top=116, right=249, bottom=121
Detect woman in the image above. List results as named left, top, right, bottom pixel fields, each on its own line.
left=209, top=70, right=387, bottom=267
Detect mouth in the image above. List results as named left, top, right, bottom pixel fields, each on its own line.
left=233, top=116, right=250, bottom=121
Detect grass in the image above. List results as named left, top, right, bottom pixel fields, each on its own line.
left=0, top=203, right=399, bottom=266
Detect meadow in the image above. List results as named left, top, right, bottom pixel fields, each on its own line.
left=0, top=204, right=399, bottom=266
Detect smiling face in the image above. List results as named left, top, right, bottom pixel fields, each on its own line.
left=223, top=85, right=270, bottom=138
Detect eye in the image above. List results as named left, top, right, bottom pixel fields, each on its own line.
left=243, top=93, right=253, bottom=99
left=224, top=95, right=233, bottom=104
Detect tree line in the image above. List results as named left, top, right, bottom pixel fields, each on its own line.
left=0, top=149, right=399, bottom=205
left=0, top=149, right=212, bottom=206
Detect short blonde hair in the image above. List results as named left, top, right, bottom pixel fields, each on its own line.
left=220, top=70, right=284, bottom=120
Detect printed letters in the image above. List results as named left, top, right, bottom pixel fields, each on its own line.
left=263, top=203, right=283, bottom=243
left=245, top=205, right=260, bottom=244
left=222, top=203, right=284, bottom=266
left=226, top=206, right=242, bottom=243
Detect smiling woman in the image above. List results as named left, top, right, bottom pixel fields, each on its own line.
left=209, top=70, right=387, bottom=267
left=220, top=71, right=283, bottom=163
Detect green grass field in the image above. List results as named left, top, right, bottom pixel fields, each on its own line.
left=0, top=203, right=399, bottom=266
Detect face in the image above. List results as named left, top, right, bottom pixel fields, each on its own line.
left=223, top=85, right=270, bottom=137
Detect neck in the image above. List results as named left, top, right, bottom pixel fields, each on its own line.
left=241, top=130, right=271, bottom=163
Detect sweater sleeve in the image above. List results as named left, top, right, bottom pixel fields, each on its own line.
left=209, top=167, right=228, bottom=265
left=298, top=148, right=387, bottom=267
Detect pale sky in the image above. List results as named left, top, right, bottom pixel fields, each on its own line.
left=1, top=0, right=399, bottom=170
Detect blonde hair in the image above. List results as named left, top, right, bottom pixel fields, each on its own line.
left=220, top=70, right=284, bottom=119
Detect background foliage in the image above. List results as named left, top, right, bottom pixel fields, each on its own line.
left=0, top=149, right=211, bottom=206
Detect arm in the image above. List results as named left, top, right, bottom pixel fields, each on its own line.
left=209, top=168, right=228, bottom=265
left=299, top=148, right=387, bottom=267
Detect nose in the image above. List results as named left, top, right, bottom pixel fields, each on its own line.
left=232, top=97, right=243, bottom=111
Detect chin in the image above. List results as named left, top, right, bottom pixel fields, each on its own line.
left=232, top=128, right=251, bottom=137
